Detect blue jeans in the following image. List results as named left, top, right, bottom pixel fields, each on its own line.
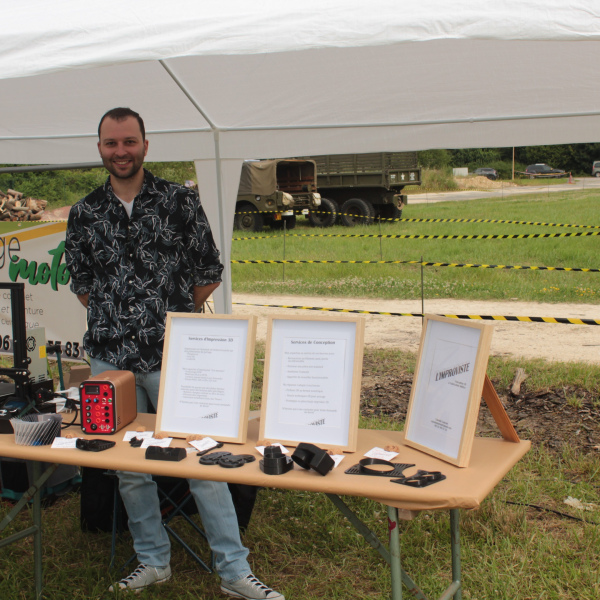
left=90, top=358, right=251, bottom=583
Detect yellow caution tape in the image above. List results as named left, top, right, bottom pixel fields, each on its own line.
left=231, top=259, right=599, bottom=271
left=231, top=302, right=600, bottom=325
left=234, top=230, right=600, bottom=241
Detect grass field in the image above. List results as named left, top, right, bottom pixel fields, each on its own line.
left=0, top=189, right=599, bottom=598
left=231, top=190, right=599, bottom=304
left=1, top=347, right=599, bottom=599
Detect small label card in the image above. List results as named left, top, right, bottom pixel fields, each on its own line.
left=141, top=437, right=173, bottom=449
left=51, top=437, right=79, bottom=449
left=188, top=437, right=220, bottom=452
left=364, top=447, right=399, bottom=461
left=123, top=431, right=155, bottom=441
left=331, top=454, right=345, bottom=468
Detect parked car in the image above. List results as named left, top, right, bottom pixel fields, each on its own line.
left=473, top=167, right=498, bottom=180
left=524, top=163, right=565, bottom=178
left=592, top=161, right=600, bottom=177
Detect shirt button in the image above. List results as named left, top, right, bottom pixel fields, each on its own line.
left=131, top=335, right=135, bottom=340
left=128, top=280, right=133, bottom=284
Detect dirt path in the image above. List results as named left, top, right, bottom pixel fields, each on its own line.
left=231, top=293, right=599, bottom=364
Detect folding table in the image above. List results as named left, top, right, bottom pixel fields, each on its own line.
left=0, top=414, right=530, bottom=599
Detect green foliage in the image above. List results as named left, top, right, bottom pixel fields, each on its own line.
left=450, top=147, right=504, bottom=167
left=418, top=143, right=600, bottom=177
left=0, top=167, right=106, bottom=207
left=145, top=161, right=196, bottom=185
left=2, top=140, right=599, bottom=211
left=514, top=143, right=600, bottom=175
left=0, top=161, right=196, bottom=208
left=417, top=148, right=452, bottom=169
left=419, top=167, right=459, bottom=190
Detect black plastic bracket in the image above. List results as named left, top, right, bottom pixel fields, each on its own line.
left=391, top=470, right=446, bottom=487
left=345, top=461, right=415, bottom=478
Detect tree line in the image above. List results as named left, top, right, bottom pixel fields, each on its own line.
left=418, top=143, right=600, bottom=176
left=1, top=143, right=599, bottom=206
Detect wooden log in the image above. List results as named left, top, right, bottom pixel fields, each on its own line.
left=510, top=368, right=528, bottom=396
left=0, top=189, right=48, bottom=220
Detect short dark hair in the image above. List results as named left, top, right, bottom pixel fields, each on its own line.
left=98, top=107, right=145, bottom=141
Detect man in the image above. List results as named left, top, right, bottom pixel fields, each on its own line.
left=65, top=107, right=283, bottom=599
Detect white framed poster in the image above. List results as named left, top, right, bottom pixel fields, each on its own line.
left=156, top=313, right=257, bottom=443
left=259, top=314, right=365, bottom=452
left=404, top=314, right=494, bottom=467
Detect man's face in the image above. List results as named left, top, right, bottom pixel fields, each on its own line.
left=97, top=116, right=148, bottom=181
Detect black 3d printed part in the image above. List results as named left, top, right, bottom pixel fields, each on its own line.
left=345, top=460, right=415, bottom=478
left=145, top=446, right=187, bottom=462
left=292, top=443, right=334, bottom=476
left=391, top=470, right=446, bottom=487
left=76, top=438, right=116, bottom=452
left=260, top=445, right=294, bottom=475
left=199, top=451, right=232, bottom=465
left=218, top=454, right=256, bottom=468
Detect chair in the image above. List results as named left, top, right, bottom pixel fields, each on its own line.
left=110, top=474, right=213, bottom=573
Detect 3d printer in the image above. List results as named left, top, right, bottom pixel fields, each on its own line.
left=0, top=282, right=55, bottom=430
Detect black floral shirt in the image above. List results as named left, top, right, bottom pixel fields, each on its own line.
left=65, top=170, right=223, bottom=373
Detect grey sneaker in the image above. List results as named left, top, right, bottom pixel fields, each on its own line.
left=221, top=573, right=285, bottom=600
left=108, top=563, right=171, bottom=593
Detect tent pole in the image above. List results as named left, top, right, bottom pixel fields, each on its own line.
left=159, top=60, right=233, bottom=314
left=211, top=130, right=232, bottom=314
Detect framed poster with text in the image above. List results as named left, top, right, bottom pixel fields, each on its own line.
left=156, top=313, right=257, bottom=443
left=404, top=314, right=494, bottom=467
left=259, top=315, right=365, bottom=452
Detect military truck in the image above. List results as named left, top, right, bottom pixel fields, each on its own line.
left=303, top=152, right=422, bottom=226
left=234, top=159, right=325, bottom=231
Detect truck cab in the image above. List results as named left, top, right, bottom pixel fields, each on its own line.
left=234, top=159, right=321, bottom=231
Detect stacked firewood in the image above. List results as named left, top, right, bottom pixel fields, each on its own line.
left=0, top=189, right=47, bottom=221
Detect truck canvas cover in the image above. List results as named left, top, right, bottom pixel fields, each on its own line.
left=238, top=159, right=317, bottom=196
left=238, top=160, right=280, bottom=196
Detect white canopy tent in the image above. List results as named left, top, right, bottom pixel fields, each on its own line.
left=1, top=1, right=599, bottom=312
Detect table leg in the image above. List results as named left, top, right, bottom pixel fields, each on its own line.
left=33, top=461, right=43, bottom=600
left=450, top=509, right=462, bottom=600
left=326, top=495, right=427, bottom=599
left=0, top=462, right=57, bottom=600
left=388, top=505, right=403, bottom=600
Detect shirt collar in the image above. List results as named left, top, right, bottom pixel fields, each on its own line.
left=102, top=168, right=159, bottom=202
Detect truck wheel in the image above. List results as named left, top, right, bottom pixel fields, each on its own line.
left=340, top=198, right=374, bottom=227
left=378, top=204, right=403, bottom=222
left=234, top=203, right=264, bottom=232
left=308, top=197, right=337, bottom=227
left=283, top=215, right=296, bottom=230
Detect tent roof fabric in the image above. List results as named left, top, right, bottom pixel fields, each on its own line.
left=2, top=1, right=599, bottom=313
left=1, top=1, right=600, bottom=163
left=2, top=1, right=598, bottom=80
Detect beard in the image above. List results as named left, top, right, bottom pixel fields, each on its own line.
left=100, top=148, right=145, bottom=181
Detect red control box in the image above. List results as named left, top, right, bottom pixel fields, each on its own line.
left=80, top=371, right=137, bottom=435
